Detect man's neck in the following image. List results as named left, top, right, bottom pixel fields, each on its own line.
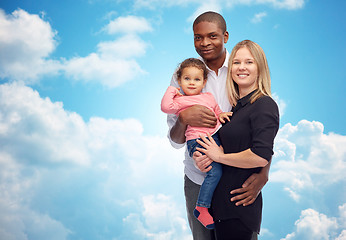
left=205, top=51, right=226, bottom=75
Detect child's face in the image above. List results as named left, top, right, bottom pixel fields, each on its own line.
left=178, top=66, right=206, bottom=96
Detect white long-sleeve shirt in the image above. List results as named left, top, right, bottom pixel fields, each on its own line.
left=167, top=51, right=232, bottom=185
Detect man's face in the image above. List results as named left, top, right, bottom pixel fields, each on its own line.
left=193, top=21, right=229, bottom=62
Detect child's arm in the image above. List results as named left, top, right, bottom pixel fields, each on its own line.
left=219, top=112, right=233, bottom=124
left=161, top=86, right=183, bottom=114
left=213, top=101, right=232, bottom=124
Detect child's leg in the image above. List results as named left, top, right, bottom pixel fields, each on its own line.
left=186, top=139, right=199, bottom=158
left=194, top=133, right=223, bottom=229
left=194, top=162, right=222, bottom=229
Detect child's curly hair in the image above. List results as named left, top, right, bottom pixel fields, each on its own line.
left=176, top=58, right=208, bottom=81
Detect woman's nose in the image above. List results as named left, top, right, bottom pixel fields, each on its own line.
left=239, top=63, right=246, bottom=70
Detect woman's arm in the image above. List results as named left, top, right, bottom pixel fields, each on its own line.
left=219, top=148, right=268, bottom=168
left=196, top=133, right=268, bottom=168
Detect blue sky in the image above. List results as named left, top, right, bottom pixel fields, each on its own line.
left=0, top=0, right=345, bottom=239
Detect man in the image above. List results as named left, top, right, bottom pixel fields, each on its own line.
left=167, top=11, right=270, bottom=239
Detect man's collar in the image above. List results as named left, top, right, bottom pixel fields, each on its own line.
left=223, top=50, right=230, bottom=69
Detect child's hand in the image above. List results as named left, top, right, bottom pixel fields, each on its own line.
left=175, top=87, right=183, bottom=96
left=219, top=112, right=233, bottom=123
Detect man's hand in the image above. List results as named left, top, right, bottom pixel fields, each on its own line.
left=230, top=172, right=268, bottom=206
left=193, top=151, right=213, bottom=172
left=180, top=105, right=217, bottom=128
left=170, top=105, right=217, bottom=144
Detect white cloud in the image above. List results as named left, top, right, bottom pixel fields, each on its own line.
left=281, top=207, right=345, bottom=240
left=251, top=11, right=267, bottom=23
left=257, top=0, right=305, bottom=10
left=336, top=230, right=346, bottom=240
left=1, top=82, right=345, bottom=239
left=133, top=0, right=305, bottom=11
left=123, top=194, right=192, bottom=240
left=97, top=34, right=148, bottom=59
left=0, top=82, right=187, bottom=239
left=0, top=9, right=60, bottom=82
left=103, top=15, right=153, bottom=34
left=0, top=9, right=151, bottom=88
left=273, top=92, right=286, bottom=117
left=62, top=15, right=152, bottom=88
left=271, top=120, right=346, bottom=200
left=0, top=82, right=90, bottom=166
left=63, top=53, right=146, bottom=88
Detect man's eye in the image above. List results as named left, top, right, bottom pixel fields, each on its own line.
left=194, top=36, right=201, bottom=40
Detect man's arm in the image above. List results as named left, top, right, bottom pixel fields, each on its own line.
left=170, top=105, right=218, bottom=144
left=230, top=159, right=271, bottom=206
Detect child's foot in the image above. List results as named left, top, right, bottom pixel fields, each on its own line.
left=193, top=206, right=215, bottom=229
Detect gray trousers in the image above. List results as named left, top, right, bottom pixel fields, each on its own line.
left=184, top=175, right=258, bottom=240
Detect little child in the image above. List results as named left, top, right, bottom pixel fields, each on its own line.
left=161, top=58, right=232, bottom=229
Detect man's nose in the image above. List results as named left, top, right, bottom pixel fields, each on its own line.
left=201, top=38, right=210, bottom=46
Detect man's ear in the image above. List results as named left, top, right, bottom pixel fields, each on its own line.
left=224, top=31, right=229, bottom=44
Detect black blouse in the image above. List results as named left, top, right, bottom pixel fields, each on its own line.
left=212, top=91, right=279, bottom=233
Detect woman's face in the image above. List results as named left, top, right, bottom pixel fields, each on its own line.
left=231, top=47, right=258, bottom=96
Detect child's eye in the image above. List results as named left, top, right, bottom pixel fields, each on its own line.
left=195, top=78, right=201, bottom=81
left=184, top=77, right=190, bottom=80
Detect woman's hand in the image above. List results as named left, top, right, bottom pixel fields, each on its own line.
left=196, top=133, right=224, bottom=162
left=193, top=151, right=213, bottom=172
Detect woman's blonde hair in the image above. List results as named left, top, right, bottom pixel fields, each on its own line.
left=226, top=40, right=271, bottom=106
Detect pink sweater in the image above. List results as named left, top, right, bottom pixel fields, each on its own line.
left=161, top=86, right=223, bottom=141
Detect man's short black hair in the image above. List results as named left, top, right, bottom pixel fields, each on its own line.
left=193, top=11, right=227, bottom=33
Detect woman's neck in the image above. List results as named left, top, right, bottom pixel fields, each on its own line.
left=239, top=87, right=256, bottom=99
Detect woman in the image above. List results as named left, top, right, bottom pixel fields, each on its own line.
left=194, top=40, right=279, bottom=239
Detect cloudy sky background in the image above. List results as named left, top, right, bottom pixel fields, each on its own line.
left=0, top=0, right=345, bottom=239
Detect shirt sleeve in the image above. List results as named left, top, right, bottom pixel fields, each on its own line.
left=250, top=96, right=280, bottom=161
left=205, top=92, right=223, bottom=116
left=166, top=71, right=185, bottom=149
left=161, top=86, right=181, bottom=114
